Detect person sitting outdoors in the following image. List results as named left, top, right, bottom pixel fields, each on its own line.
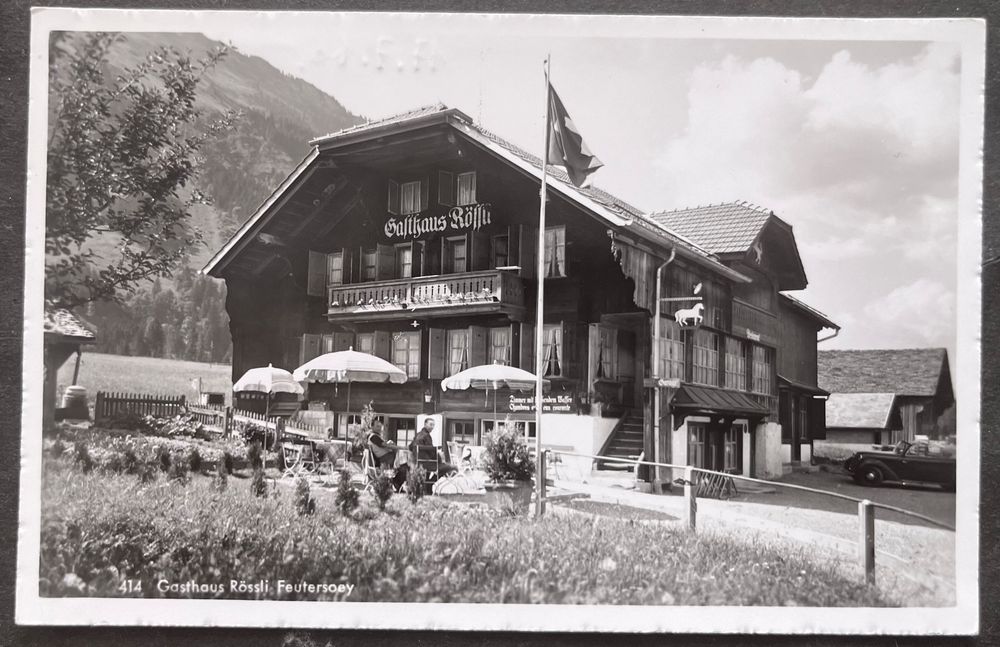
left=367, top=421, right=407, bottom=490
left=408, top=418, right=457, bottom=479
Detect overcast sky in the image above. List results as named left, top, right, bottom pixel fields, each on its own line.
left=201, top=13, right=964, bottom=358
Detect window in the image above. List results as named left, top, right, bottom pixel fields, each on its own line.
left=361, top=248, right=377, bottom=281
left=356, top=332, right=375, bottom=355
left=482, top=419, right=535, bottom=445
left=724, top=424, right=741, bottom=471
left=389, top=417, right=417, bottom=447
left=597, top=326, right=616, bottom=379
left=658, top=321, right=685, bottom=380
left=336, top=413, right=385, bottom=440
left=456, top=171, right=477, bottom=206
left=724, top=338, right=747, bottom=391
left=400, top=180, right=422, bottom=215
left=489, top=326, right=511, bottom=365
left=448, top=419, right=476, bottom=445
left=327, top=251, right=344, bottom=286
left=447, top=329, right=469, bottom=375
left=751, top=344, right=773, bottom=395
left=492, top=235, right=509, bottom=269
left=692, top=329, right=719, bottom=386
left=688, top=423, right=706, bottom=468
left=443, top=236, right=467, bottom=274
left=542, top=324, right=563, bottom=377
left=392, top=331, right=421, bottom=379
left=544, top=226, right=566, bottom=277
left=395, top=244, right=413, bottom=279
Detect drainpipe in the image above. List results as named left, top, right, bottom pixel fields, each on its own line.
left=652, top=248, right=676, bottom=492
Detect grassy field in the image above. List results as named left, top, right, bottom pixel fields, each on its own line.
left=56, top=352, right=232, bottom=403
left=39, top=447, right=890, bottom=606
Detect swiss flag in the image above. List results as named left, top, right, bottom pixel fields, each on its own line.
left=546, top=83, right=604, bottom=188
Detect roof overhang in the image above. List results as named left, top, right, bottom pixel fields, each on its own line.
left=671, top=384, right=770, bottom=418
left=779, top=293, right=839, bottom=330
left=778, top=374, right=830, bottom=397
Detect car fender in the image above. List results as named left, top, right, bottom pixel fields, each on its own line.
left=856, top=458, right=900, bottom=482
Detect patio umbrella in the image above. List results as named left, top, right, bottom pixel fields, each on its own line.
left=293, top=347, right=407, bottom=413
left=232, top=363, right=303, bottom=466
left=441, top=361, right=548, bottom=417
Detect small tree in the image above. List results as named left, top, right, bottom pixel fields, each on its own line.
left=334, top=468, right=359, bottom=516
left=349, top=401, right=377, bottom=459
left=294, top=476, right=316, bottom=516
left=483, top=426, right=535, bottom=482
left=371, top=474, right=393, bottom=511
left=45, top=33, right=239, bottom=308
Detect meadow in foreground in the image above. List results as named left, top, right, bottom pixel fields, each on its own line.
left=39, top=455, right=890, bottom=607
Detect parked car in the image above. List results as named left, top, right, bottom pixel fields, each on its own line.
left=843, top=441, right=956, bottom=491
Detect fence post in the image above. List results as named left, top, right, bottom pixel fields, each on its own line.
left=224, top=407, right=232, bottom=438
left=859, top=500, right=875, bottom=585
left=683, top=465, right=697, bottom=532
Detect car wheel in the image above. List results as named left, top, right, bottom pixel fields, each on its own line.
left=858, top=465, right=884, bottom=486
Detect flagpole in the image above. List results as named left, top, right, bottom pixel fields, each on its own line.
left=534, top=54, right=552, bottom=517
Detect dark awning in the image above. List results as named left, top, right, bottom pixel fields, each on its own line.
left=670, top=384, right=770, bottom=418
left=778, top=374, right=830, bottom=397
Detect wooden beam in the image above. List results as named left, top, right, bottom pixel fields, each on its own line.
left=287, top=176, right=352, bottom=239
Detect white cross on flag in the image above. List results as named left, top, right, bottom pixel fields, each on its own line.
left=546, top=83, right=604, bottom=187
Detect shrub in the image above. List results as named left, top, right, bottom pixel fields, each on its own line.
left=122, top=447, right=139, bottom=474
left=188, top=447, right=203, bottom=474
left=334, top=468, right=359, bottom=516
left=250, top=466, right=267, bottom=498
left=104, top=452, right=125, bottom=474
left=49, top=438, right=66, bottom=458
left=106, top=411, right=147, bottom=431
left=212, top=469, right=228, bottom=492
left=222, top=450, right=235, bottom=475
left=406, top=466, right=426, bottom=504
left=294, top=477, right=316, bottom=516
left=371, top=473, right=393, bottom=510
left=156, top=446, right=172, bottom=472
left=137, top=463, right=157, bottom=484
left=482, top=427, right=534, bottom=482
left=73, top=442, right=94, bottom=474
left=168, top=458, right=189, bottom=484
left=247, top=441, right=263, bottom=471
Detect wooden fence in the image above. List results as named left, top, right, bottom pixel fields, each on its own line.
left=95, top=391, right=186, bottom=424
left=188, top=404, right=231, bottom=435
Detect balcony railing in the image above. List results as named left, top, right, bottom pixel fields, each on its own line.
left=327, top=269, right=526, bottom=321
left=732, top=299, right=778, bottom=345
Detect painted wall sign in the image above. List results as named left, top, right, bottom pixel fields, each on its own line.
left=384, top=203, right=493, bottom=240
left=508, top=393, right=576, bottom=413
left=746, top=329, right=761, bottom=341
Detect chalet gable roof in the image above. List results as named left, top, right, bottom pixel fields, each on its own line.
left=779, top=293, right=839, bottom=330
left=203, top=104, right=749, bottom=285
left=648, top=201, right=808, bottom=290
left=817, top=348, right=951, bottom=399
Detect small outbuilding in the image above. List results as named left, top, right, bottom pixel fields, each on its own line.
left=43, top=303, right=96, bottom=427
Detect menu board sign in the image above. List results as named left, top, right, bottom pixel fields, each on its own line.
left=507, top=393, right=576, bottom=414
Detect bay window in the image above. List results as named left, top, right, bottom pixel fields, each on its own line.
left=724, top=337, right=747, bottom=391
left=692, top=329, right=719, bottom=386
left=751, top=344, right=773, bottom=395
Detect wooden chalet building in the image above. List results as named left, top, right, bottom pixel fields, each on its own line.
left=204, top=104, right=836, bottom=483
left=817, top=348, right=955, bottom=449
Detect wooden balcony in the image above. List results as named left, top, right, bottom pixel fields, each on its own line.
left=327, top=269, right=526, bottom=322
left=732, top=299, right=778, bottom=346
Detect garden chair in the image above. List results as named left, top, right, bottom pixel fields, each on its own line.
left=359, top=447, right=406, bottom=494
left=414, top=445, right=441, bottom=495
left=281, top=442, right=315, bottom=479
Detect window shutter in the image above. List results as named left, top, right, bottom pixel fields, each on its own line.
left=420, top=176, right=430, bottom=212
left=505, top=225, right=520, bottom=269
left=387, top=179, right=400, bottom=215
left=519, top=225, right=537, bottom=278
left=471, top=228, right=490, bottom=272
left=377, top=243, right=394, bottom=280
left=332, top=331, right=354, bottom=352
left=307, top=250, right=326, bottom=297
left=300, top=333, right=322, bottom=365
left=412, top=241, right=423, bottom=278
left=374, top=331, right=392, bottom=361
left=587, top=324, right=601, bottom=393
left=518, top=322, right=535, bottom=373
left=562, top=322, right=580, bottom=378
left=438, top=171, right=454, bottom=206
left=468, top=325, right=487, bottom=367
left=428, top=328, right=447, bottom=379
left=809, top=397, right=827, bottom=440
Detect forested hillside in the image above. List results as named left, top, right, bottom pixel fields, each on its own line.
left=60, top=32, right=363, bottom=362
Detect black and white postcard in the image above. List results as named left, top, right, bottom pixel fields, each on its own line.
left=16, top=8, right=985, bottom=634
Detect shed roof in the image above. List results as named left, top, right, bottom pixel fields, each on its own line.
left=826, top=392, right=896, bottom=429
left=43, top=303, right=96, bottom=342
left=818, top=348, right=949, bottom=397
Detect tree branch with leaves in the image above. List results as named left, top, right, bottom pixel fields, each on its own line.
left=45, top=32, right=240, bottom=308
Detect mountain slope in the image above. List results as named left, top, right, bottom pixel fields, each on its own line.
left=55, top=31, right=365, bottom=362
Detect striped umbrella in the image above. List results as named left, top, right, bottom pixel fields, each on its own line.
left=293, top=348, right=407, bottom=412
left=441, top=361, right=548, bottom=414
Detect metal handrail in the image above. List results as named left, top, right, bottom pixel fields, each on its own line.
left=545, top=449, right=955, bottom=531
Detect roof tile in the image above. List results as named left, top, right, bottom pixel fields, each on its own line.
left=648, top=202, right=773, bottom=254
left=817, top=348, right=948, bottom=397
left=826, top=392, right=896, bottom=428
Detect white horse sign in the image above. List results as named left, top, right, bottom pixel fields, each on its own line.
left=674, top=302, right=704, bottom=327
